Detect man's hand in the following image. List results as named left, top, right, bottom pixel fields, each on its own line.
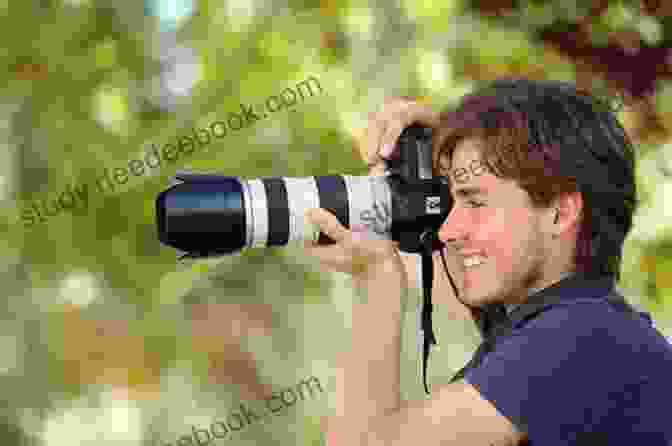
left=303, top=207, right=406, bottom=284
left=361, top=97, right=441, bottom=176
left=304, top=206, right=408, bottom=445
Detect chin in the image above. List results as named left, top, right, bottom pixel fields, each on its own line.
left=460, top=288, right=493, bottom=308
left=461, top=279, right=510, bottom=308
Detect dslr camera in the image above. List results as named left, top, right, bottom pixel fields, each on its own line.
left=156, top=125, right=452, bottom=259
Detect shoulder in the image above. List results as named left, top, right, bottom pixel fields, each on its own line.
left=464, top=297, right=672, bottom=441
left=500, top=297, right=672, bottom=376
left=518, top=296, right=669, bottom=352
left=511, top=295, right=644, bottom=336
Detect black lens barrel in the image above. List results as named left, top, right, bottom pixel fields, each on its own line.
left=156, top=176, right=247, bottom=256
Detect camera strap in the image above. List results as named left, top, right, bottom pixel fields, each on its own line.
left=419, top=230, right=442, bottom=395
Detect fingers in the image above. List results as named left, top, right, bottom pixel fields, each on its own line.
left=377, top=99, right=440, bottom=158
left=367, top=162, right=387, bottom=177
left=365, top=110, right=387, bottom=166
left=305, top=208, right=347, bottom=244
left=302, top=221, right=366, bottom=274
left=303, top=243, right=354, bottom=273
left=305, top=208, right=386, bottom=248
left=363, top=98, right=440, bottom=176
left=379, top=120, right=407, bottom=159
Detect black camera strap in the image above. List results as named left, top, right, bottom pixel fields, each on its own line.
left=420, top=231, right=438, bottom=395
left=418, top=229, right=473, bottom=395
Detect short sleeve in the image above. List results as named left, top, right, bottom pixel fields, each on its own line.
left=463, top=301, right=648, bottom=444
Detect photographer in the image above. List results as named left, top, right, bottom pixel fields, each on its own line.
left=305, top=78, right=672, bottom=445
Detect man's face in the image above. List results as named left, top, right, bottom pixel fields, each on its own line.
left=437, top=137, right=553, bottom=307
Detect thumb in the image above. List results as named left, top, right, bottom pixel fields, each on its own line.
left=305, top=208, right=348, bottom=243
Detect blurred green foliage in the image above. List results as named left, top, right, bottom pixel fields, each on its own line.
left=1, top=0, right=671, bottom=444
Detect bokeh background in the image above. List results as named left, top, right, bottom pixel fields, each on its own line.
left=1, top=0, right=671, bottom=444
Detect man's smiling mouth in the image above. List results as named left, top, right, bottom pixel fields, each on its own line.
left=463, top=255, right=487, bottom=268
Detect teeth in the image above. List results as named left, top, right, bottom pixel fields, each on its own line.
left=464, top=256, right=485, bottom=268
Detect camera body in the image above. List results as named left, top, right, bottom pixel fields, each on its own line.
left=155, top=125, right=452, bottom=258
left=386, top=125, right=451, bottom=253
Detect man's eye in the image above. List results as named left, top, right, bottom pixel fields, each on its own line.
left=466, top=200, right=485, bottom=208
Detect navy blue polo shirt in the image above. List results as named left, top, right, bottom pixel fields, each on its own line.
left=463, top=273, right=672, bottom=445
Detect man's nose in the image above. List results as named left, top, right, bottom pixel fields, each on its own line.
left=438, top=207, right=468, bottom=246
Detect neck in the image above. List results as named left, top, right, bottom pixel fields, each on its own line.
left=505, top=270, right=576, bottom=314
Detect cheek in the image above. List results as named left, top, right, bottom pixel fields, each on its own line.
left=471, top=207, right=512, bottom=242
left=474, top=208, right=534, bottom=273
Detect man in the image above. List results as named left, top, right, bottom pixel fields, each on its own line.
left=304, top=78, right=672, bottom=445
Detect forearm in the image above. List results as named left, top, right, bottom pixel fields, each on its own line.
left=330, top=258, right=408, bottom=443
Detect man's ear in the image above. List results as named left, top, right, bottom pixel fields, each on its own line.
left=551, top=191, right=583, bottom=238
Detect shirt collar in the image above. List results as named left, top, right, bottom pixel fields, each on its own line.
left=505, top=271, right=616, bottom=315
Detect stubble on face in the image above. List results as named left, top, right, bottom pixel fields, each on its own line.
left=439, top=138, right=551, bottom=307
